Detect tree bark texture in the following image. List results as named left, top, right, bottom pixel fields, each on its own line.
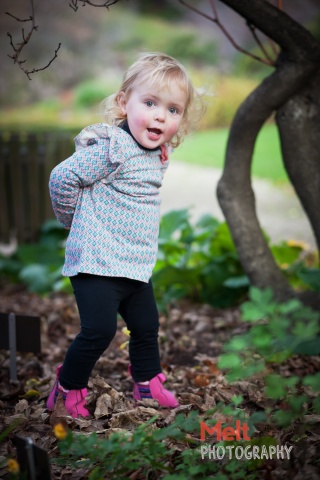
left=216, top=0, right=320, bottom=301
left=276, top=68, right=320, bottom=253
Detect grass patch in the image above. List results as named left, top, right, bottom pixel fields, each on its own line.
left=172, top=123, right=289, bottom=184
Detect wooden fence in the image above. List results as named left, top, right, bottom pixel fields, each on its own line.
left=0, top=131, right=74, bottom=244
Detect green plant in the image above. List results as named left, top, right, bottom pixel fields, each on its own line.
left=1, top=210, right=318, bottom=305
left=0, top=219, right=70, bottom=294
left=115, top=14, right=218, bottom=66
left=153, top=209, right=249, bottom=309
left=74, top=80, right=115, bottom=109
left=54, top=410, right=258, bottom=479
left=219, top=287, right=320, bottom=425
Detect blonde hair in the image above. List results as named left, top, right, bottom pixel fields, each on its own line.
left=100, top=52, right=205, bottom=148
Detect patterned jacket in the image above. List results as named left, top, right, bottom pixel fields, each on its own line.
left=49, top=123, right=169, bottom=282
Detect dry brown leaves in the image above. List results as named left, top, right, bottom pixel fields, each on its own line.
left=0, top=285, right=319, bottom=479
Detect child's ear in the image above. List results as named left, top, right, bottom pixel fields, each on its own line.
left=117, top=91, right=127, bottom=114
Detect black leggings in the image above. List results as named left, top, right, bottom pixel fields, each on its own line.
left=59, top=274, right=161, bottom=389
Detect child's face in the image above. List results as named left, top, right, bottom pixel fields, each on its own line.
left=118, top=80, right=187, bottom=149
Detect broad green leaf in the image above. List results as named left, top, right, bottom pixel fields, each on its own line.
left=292, top=320, right=319, bottom=340
left=19, top=264, right=53, bottom=293
left=241, top=302, right=264, bottom=322
left=288, top=395, right=308, bottom=413
left=296, top=267, right=320, bottom=291
left=218, top=353, right=242, bottom=369
left=284, top=376, right=299, bottom=388
left=231, top=395, right=243, bottom=406
left=278, top=298, right=302, bottom=315
left=225, top=336, right=249, bottom=352
left=249, top=287, right=274, bottom=305
left=159, top=209, right=190, bottom=238
left=273, top=409, right=294, bottom=427
left=303, top=374, right=320, bottom=392
left=293, top=338, right=320, bottom=355
left=271, top=242, right=302, bottom=266
left=265, top=374, right=286, bottom=399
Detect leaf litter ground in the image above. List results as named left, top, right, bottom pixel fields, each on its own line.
left=0, top=284, right=319, bottom=479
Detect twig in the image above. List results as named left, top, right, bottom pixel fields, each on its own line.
left=178, top=0, right=276, bottom=67
left=268, top=37, right=280, bottom=57
left=6, top=10, right=37, bottom=63
left=69, top=0, right=122, bottom=12
left=6, top=12, right=33, bottom=23
left=24, top=44, right=62, bottom=80
left=178, top=0, right=215, bottom=22
left=246, top=22, right=276, bottom=64
left=6, top=0, right=61, bottom=80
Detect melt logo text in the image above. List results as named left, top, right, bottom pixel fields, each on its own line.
left=200, top=420, right=251, bottom=442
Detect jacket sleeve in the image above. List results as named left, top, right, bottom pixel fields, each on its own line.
left=49, top=137, right=117, bottom=229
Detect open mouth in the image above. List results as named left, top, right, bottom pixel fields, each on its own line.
left=148, top=128, right=162, bottom=135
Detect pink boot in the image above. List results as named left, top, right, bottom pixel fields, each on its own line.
left=47, top=364, right=90, bottom=418
left=129, top=365, right=179, bottom=408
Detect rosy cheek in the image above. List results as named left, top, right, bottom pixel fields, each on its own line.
left=167, top=119, right=181, bottom=136
left=136, top=115, right=149, bottom=128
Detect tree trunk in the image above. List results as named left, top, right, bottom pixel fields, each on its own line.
left=276, top=68, right=320, bottom=254
left=216, top=67, right=310, bottom=300
left=216, top=0, right=320, bottom=302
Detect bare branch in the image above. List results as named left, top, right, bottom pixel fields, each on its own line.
left=85, top=0, right=122, bottom=7
left=268, top=37, right=280, bottom=57
left=6, top=0, right=61, bottom=80
left=177, top=0, right=215, bottom=22
left=69, top=0, right=122, bottom=11
left=69, top=0, right=78, bottom=12
left=6, top=12, right=33, bottom=23
left=179, top=0, right=275, bottom=66
left=6, top=0, right=122, bottom=77
left=246, top=22, right=277, bottom=64
left=24, top=43, right=62, bottom=80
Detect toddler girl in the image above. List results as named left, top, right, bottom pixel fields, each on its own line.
left=47, top=52, right=203, bottom=417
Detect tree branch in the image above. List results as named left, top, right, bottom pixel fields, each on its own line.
left=246, top=22, right=278, bottom=64
left=178, top=0, right=275, bottom=66
left=25, top=44, right=62, bottom=80
left=7, top=0, right=123, bottom=76
left=69, top=0, right=122, bottom=12
left=6, top=0, right=62, bottom=80
left=5, top=12, right=33, bottom=23
left=217, top=0, right=320, bottom=63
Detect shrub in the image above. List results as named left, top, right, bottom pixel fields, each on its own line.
left=154, top=209, right=249, bottom=309
left=0, top=210, right=318, bottom=308
left=195, top=73, right=259, bottom=130
left=219, top=287, right=320, bottom=425
left=53, top=410, right=259, bottom=479
left=115, top=14, right=218, bottom=66
left=74, top=80, right=115, bottom=109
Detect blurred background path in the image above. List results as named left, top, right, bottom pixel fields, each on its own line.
left=161, top=162, right=316, bottom=250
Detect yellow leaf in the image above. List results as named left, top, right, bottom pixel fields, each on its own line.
left=7, top=458, right=19, bottom=474
left=53, top=422, right=68, bottom=440
left=286, top=239, right=308, bottom=250
left=26, top=378, right=41, bottom=387
left=23, top=389, right=41, bottom=398
left=119, top=340, right=129, bottom=350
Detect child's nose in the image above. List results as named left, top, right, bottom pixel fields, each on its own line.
left=154, top=107, right=166, bottom=122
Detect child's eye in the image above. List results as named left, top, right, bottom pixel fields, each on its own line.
left=145, top=100, right=155, bottom=107
left=169, top=107, right=179, bottom=115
